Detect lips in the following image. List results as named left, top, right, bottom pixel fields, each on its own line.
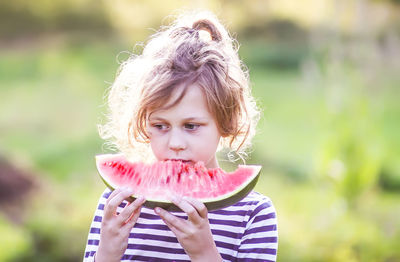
left=166, top=159, right=193, bottom=164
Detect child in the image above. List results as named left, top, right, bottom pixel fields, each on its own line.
left=84, top=10, right=278, bottom=262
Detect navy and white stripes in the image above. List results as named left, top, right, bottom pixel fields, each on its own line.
left=84, top=189, right=278, bottom=261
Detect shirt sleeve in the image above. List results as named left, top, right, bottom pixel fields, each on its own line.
left=237, top=196, right=278, bottom=262
left=83, top=189, right=111, bottom=262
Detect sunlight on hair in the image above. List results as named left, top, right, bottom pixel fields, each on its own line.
left=99, top=10, right=260, bottom=163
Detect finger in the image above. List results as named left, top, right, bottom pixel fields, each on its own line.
left=103, top=188, right=123, bottom=220
left=183, top=197, right=208, bottom=219
left=104, top=188, right=134, bottom=220
left=105, top=187, right=123, bottom=205
left=156, top=208, right=182, bottom=237
left=122, top=204, right=143, bottom=229
left=170, top=196, right=202, bottom=224
left=118, top=196, right=146, bottom=225
left=155, top=207, right=186, bottom=234
left=161, top=216, right=182, bottom=238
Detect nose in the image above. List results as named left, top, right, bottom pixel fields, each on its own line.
left=168, top=129, right=186, bottom=152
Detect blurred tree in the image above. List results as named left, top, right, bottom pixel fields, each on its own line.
left=0, top=0, right=111, bottom=39
left=305, top=0, right=398, bottom=205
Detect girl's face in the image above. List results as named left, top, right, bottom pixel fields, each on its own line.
left=147, top=85, right=221, bottom=168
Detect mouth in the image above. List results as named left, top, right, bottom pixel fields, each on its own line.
left=166, top=159, right=193, bottom=164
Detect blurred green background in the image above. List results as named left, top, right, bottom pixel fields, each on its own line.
left=1, top=0, right=400, bottom=261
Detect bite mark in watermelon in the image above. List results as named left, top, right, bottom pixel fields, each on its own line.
left=96, top=154, right=261, bottom=211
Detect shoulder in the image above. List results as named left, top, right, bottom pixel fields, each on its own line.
left=246, top=191, right=277, bottom=223
left=209, top=191, right=277, bottom=226
left=234, top=191, right=276, bottom=214
left=235, top=192, right=279, bottom=260
left=243, top=190, right=274, bottom=205
left=234, top=191, right=278, bottom=230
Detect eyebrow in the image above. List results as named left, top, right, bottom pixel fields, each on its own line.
left=148, top=116, right=208, bottom=122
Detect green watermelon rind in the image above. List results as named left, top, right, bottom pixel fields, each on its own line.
left=96, top=154, right=261, bottom=212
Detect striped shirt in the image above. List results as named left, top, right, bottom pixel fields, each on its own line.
left=83, top=188, right=278, bottom=261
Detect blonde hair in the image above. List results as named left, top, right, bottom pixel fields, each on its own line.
left=99, top=10, right=260, bottom=163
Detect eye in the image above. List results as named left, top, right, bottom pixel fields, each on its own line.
left=184, top=123, right=200, bottom=131
left=152, top=123, right=169, bottom=130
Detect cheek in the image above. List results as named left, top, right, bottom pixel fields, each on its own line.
left=149, top=135, right=162, bottom=148
left=209, top=136, right=221, bottom=152
left=150, top=136, right=162, bottom=148
left=196, top=130, right=220, bottom=153
left=149, top=139, right=165, bottom=160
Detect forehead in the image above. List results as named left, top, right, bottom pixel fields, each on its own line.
left=150, top=84, right=212, bottom=119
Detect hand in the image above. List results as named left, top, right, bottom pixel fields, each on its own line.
left=155, top=196, right=222, bottom=262
left=96, top=187, right=145, bottom=262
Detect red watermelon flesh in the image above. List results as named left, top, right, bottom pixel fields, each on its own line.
left=96, top=154, right=261, bottom=211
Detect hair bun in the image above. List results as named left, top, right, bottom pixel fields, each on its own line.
left=192, top=19, right=222, bottom=42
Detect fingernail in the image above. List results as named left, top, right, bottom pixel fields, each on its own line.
left=154, top=207, right=160, bottom=214
left=137, top=196, right=146, bottom=203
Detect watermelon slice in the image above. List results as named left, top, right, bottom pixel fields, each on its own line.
left=96, top=154, right=261, bottom=211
